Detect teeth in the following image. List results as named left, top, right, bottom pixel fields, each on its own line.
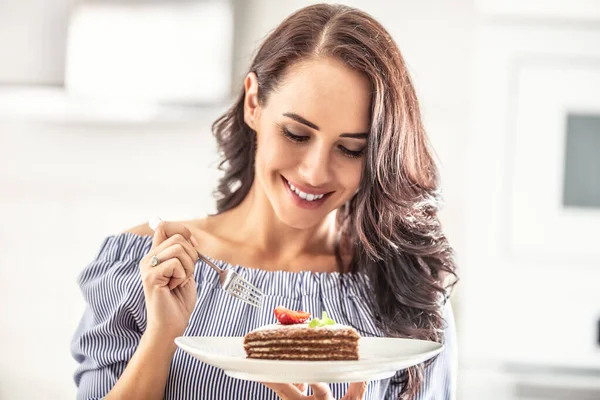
left=286, top=181, right=325, bottom=202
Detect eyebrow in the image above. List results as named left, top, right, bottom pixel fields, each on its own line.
left=283, top=112, right=368, bottom=139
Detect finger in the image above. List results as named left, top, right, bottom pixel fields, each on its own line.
left=144, top=258, right=187, bottom=290
left=173, top=277, right=198, bottom=310
left=155, top=243, right=195, bottom=278
left=163, top=259, right=188, bottom=291
left=341, top=382, right=368, bottom=400
left=309, top=383, right=332, bottom=400
left=144, top=234, right=198, bottom=274
left=293, top=383, right=307, bottom=394
left=261, top=382, right=305, bottom=399
left=152, top=221, right=197, bottom=248
left=173, top=276, right=196, bottom=294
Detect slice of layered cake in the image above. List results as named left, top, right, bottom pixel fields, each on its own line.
left=244, top=306, right=360, bottom=361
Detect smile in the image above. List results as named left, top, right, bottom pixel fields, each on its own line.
left=281, top=176, right=332, bottom=209
left=287, top=181, right=325, bottom=202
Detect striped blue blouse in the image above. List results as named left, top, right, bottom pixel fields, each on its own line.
left=71, top=233, right=456, bottom=399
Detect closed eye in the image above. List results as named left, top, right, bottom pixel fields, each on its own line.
left=338, top=146, right=365, bottom=158
left=278, top=125, right=365, bottom=159
left=280, top=126, right=309, bottom=143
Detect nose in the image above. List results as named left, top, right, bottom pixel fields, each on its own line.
left=298, top=143, right=332, bottom=187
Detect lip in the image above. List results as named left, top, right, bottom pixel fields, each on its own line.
left=283, top=177, right=331, bottom=196
left=281, top=176, right=332, bottom=209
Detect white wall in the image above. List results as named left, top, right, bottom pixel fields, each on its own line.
left=0, top=0, right=70, bottom=84
left=459, top=2, right=600, bottom=399
left=0, top=117, right=224, bottom=399
left=0, top=1, right=477, bottom=399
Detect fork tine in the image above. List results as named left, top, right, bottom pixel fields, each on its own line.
left=226, top=272, right=264, bottom=296
left=231, top=275, right=265, bottom=296
left=230, top=282, right=263, bottom=304
left=229, top=279, right=263, bottom=301
left=229, top=291, right=261, bottom=307
left=229, top=291, right=259, bottom=307
left=231, top=286, right=263, bottom=306
left=228, top=287, right=261, bottom=307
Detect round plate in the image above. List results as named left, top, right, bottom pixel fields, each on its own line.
left=224, top=368, right=396, bottom=384
left=175, top=336, right=443, bottom=384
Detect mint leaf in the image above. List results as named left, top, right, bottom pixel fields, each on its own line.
left=321, top=311, right=335, bottom=325
left=309, top=319, right=322, bottom=328
left=309, top=311, right=336, bottom=328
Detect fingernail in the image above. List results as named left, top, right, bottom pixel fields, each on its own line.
left=149, top=216, right=162, bottom=231
left=191, top=236, right=199, bottom=247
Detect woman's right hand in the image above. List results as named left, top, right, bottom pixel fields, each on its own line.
left=139, top=221, right=199, bottom=339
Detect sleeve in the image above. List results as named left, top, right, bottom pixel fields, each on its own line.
left=70, top=233, right=151, bottom=400
left=386, top=301, right=458, bottom=400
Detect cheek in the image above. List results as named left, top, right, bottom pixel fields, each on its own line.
left=338, top=162, right=363, bottom=193
left=256, top=131, right=297, bottom=172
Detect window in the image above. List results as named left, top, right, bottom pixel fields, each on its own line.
left=563, top=114, right=600, bottom=208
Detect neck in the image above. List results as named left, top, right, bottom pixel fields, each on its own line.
left=222, top=180, right=337, bottom=261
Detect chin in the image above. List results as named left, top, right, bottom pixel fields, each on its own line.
left=280, top=214, right=323, bottom=230
left=274, top=206, right=326, bottom=230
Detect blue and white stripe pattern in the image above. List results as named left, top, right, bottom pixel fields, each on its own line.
left=71, top=233, right=456, bottom=399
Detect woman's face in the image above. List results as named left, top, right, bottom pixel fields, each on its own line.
left=244, top=57, right=371, bottom=229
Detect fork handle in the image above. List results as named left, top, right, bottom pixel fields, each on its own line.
left=195, top=252, right=224, bottom=273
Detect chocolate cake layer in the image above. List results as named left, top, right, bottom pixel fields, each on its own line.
left=245, top=343, right=357, bottom=352
left=246, top=352, right=359, bottom=361
left=244, top=324, right=360, bottom=342
left=247, top=348, right=357, bottom=356
left=245, top=343, right=358, bottom=352
left=245, top=338, right=352, bottom=346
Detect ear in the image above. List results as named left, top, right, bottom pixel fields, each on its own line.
left=243, top=72, right=260, bottom=130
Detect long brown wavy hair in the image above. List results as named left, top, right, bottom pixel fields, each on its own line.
left=212, top=4, right=457, bottom=398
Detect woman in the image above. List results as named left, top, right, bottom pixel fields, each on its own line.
left=71, top=3, right=457, bottom=400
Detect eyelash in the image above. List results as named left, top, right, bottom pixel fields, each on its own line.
left=279, top=127, right=365, bottom=159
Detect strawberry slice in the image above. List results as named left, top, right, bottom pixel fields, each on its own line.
left=274, top=306, right=311, bottom=325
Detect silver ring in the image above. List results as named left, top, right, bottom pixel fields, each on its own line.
left=150, top=255, right=161, bottom=267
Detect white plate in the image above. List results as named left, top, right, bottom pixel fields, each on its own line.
left=175, top=336, right=443, bottom=383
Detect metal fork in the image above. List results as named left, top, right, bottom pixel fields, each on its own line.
left=149, top=216, right=264, bottom=308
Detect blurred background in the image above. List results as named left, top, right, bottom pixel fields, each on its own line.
left=1, top=0, right=599, bottom=399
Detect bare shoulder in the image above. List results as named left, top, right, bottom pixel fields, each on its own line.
left=187, top=216, right=220, bottom=241
left=122, top=216, right=216, bottom=238
left=123, top=222, right=154, bottom=236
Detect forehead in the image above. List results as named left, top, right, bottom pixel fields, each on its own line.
left=266, top=57, right=372, bottom=132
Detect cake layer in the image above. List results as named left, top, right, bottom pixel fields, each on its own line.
left=247, top=347, right=357, bottom=354
left=244, top=338, right=355, bottom=347
left=246, top=352, right=359, bottom=361
left=246, top=343, right=357, bottom=351
left=244, top=323, right=360, bottom=342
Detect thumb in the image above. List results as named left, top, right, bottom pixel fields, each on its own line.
left=308, top=383, right=332, bottom=399
left=292, top=383, right=307, bottom=393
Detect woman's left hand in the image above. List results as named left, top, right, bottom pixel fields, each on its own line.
left=262, top=382, right=367, bottom=400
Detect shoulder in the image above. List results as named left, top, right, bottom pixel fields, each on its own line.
left=77, top=232, right=152, bottom=296
left=89, top=231, right=153, bottom=267
left=120, top=216, right=231, bottom=260
left=123, top=222, right=154, bottom=237
left=122, top=217, right=213, bottom=238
